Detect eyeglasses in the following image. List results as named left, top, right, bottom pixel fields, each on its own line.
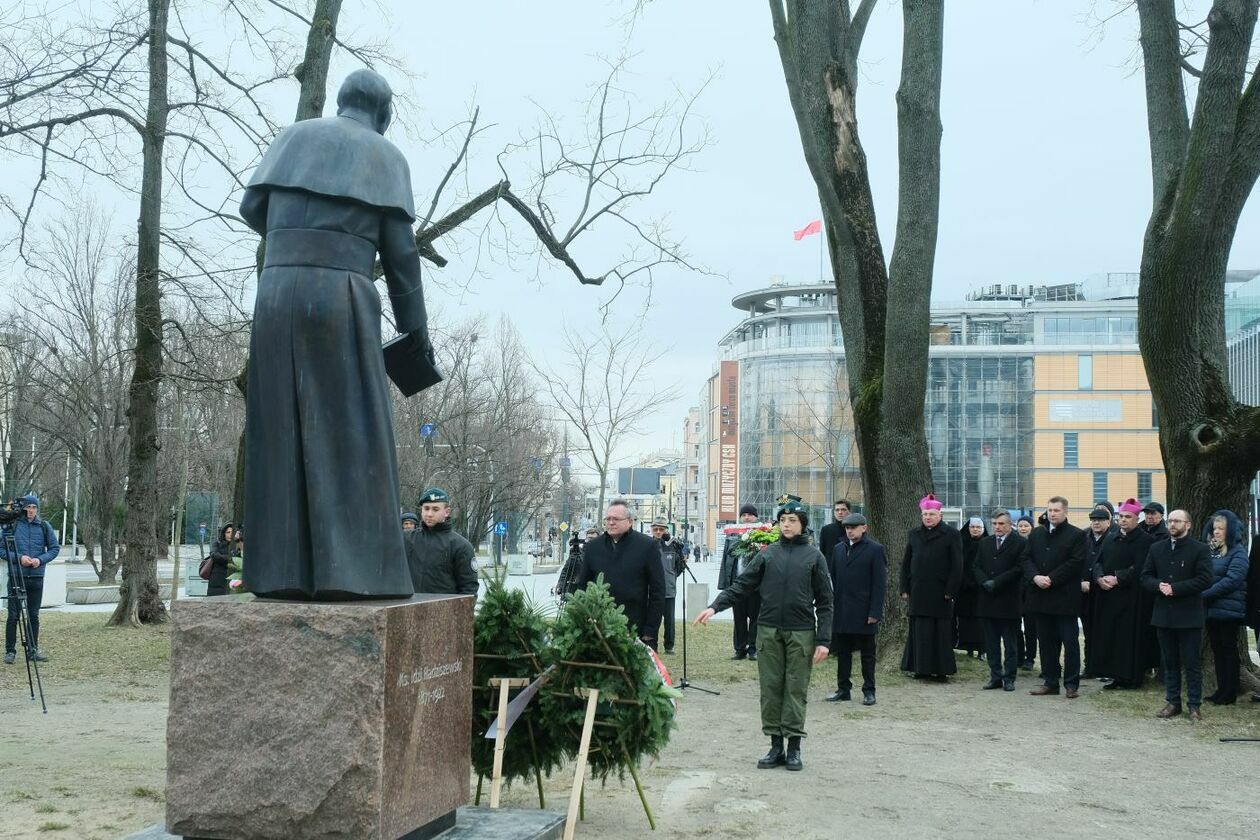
left=603, top=516, right=627, bottom=523
left=1166, top=518, right=1189, bottom=524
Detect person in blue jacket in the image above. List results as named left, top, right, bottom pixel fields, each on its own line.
left=4, top=494, right=60, bottom=664
left=1201, top=510, right=1249, bottom=705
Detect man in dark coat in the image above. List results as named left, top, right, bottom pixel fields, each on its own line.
left=718, top=503, right=762, bottom=660
left=1024, top=496, right=1086, bottom=698
left=1081, top=502, right=1117, bottom=677
left=576, top=501, right=667, bottom=649
left=240, top=69, right=429, bottom=600
left=1141, top=509, right=1214, bottom=720
left=1090, top=498, right=1157, bottom=689
left=1141, top=501, right=1169, bottom=540
left=403, top=488, right=479, bottom=596
left=899, top=494, right=963, bottom=679
left=817, top=500, right=852, bottom=567
left=650, top=517, right=687, bottom=654
left=825, top=513, right=885, bottom=705
left=974, top=509, right=1028, bottom=691
left=696, top=500, right=832, bottom=772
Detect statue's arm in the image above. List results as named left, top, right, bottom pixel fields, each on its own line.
left=240, top=187, right=269, bottom=236
left=378, top=213, right=429, bottom=338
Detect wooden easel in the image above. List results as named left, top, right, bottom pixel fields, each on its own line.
left=563, top=687, right=603, bottom=840
left=487, top=677, right=530, bottom=808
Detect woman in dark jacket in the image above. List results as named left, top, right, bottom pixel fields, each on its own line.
left=955, top=517, right=987, bottom=658
left=206, top=523, right=237, bottom=596
left=1201, top=510, right=1249, bottom=704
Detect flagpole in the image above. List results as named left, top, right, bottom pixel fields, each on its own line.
left=818, top=223, right=824, bottom=283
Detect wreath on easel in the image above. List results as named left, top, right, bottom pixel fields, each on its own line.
left=539, top=577, right=679, bottom=786
left=471, top=571, right=563, bottom=803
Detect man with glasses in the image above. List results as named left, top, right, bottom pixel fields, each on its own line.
left=974, top=510, right=1028, bottom=691
left=574, top=501, right=667, bottom=650
left=1140, top=509, right=1213, bottom=720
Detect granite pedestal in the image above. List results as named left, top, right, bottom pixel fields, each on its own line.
left=165, top=594, right=473, bottom=840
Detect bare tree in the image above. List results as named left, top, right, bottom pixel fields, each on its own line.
left=0, top=1, right=311, bottom=624
left=531, top=324, right=679, bottom=517
left=767, top=359, right=862, bottom=506
left=18, top=206, right=133, bottom=582
left=769, top=1, right=944, bottom=628
left=1130, top=0, right=1260, bottom=690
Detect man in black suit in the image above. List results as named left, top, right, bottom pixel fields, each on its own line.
left=974, top=509, right=1028, bottom=691
left=1024, top=496, right=1086, bottom=699
left=575, top=500, right=667, bottom=649
left=824, top=513, right=886, bottom=706
left=1140, top=509, right=1214, bottom=720
left=817, top=499, right=852, bottom=567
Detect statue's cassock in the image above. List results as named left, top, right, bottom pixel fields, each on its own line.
left=240, top=70, right=429, bottom=600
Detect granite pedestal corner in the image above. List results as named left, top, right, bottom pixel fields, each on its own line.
left=165, top=593, right=474, bottom=840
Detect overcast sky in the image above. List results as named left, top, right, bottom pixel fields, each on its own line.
left=385, top=0, right=1256, bottom=463
left=6, top=1, right=1258, bottom=475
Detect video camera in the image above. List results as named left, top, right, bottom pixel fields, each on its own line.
left=0, top=498, right=27, bottom=525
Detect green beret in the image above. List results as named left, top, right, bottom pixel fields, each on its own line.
left=419, top=487, right=450, bottom=504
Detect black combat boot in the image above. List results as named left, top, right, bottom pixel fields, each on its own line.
left=756, top=736, right=785, bottom=769
left=785, top=736, right=803, bottom=771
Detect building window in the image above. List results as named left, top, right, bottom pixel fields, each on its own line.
left=1093, top=471, right=1108, bottom=501
left=1078, top=354, right=1093, bottom=389
left=1063, top=433, right=1078, bottom=468
left=1137, top=472, right=1152, bottom=500
left=1152, top=400, right=1159, bottom=428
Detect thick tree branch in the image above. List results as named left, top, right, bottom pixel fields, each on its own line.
left=1136, top=0, right=1192, bottom=200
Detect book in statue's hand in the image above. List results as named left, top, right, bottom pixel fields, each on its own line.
left=383, top=332, right=443, bottom=396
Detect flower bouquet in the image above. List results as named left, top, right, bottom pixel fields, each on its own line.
left=726, top=523, right=780, bottom=565
left=226, top=553, right=247, bottom=593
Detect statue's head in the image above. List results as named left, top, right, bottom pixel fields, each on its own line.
left=336, top=69, right=394, bottom=135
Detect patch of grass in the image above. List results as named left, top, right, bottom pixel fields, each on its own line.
left=0, top=613, right=169, bottom=690
left=37, top=822, right=71, bottom=832
left=11, top=790, right=37, bottom=801
left=34, top=804, right=58, bottom=813
left=131, top=786, right=163, bottom=802
left=1087, top=678, right=1260, bottom=737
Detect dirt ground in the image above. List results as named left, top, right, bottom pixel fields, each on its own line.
left=4, top=616, right=1259, bottom=839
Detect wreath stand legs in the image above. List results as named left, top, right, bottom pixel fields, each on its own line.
left=488, top=677, right=531, bottom=808
left=563, top=688, right=600, bottom=840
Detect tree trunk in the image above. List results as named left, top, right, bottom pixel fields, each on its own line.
left=770, top=1, right=944, bottom=632
left=1134, top=0, right=1260, bottom=684
left=109, top=0, right=171, bottom=627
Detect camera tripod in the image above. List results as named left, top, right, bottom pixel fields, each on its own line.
left=3, top=524, right=47, bottom=713
left=676, top=560, right=718, bottom=696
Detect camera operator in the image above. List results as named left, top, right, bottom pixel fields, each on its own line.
left=4, top=495, right=60, bottom=665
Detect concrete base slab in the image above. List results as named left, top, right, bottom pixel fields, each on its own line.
left=125, top=806, right=565, bottom=840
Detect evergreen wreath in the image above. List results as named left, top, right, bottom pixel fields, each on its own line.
left=471, top=571, right=562, bottom=787
left=539, top=577, right=680, bottom=782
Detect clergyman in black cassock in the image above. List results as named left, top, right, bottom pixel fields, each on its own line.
left=1089, top=498, right=1156, bottom=689
left=900, top=494, right=963, bottom=678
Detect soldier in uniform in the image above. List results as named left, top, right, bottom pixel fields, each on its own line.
left=404, top=488, right=479, bottom=596
left=695, top=499, right=833, bottom=772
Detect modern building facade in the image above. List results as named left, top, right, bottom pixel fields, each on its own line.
left=696, top=272, right=1260, bottom=533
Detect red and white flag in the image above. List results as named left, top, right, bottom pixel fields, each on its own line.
left=793, top=219, right=822, bottom=240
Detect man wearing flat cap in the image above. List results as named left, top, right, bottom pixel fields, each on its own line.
left=825, top=512, right=886, bottom=705
left=650, top=517, right=687, bottom=654
left=1141, top=501, right=1169, bottom=540
left=404, top=487, right=479, bottom=596
left=719, top=503, right=763, bottom=660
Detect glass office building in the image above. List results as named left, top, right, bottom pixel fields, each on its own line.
left=700, top=273, right=1260, bottom=536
